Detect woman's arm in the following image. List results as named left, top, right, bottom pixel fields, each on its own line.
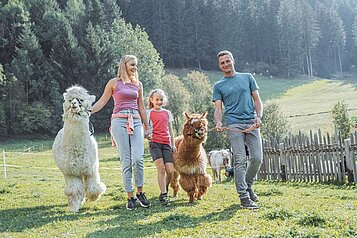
left=137, top=82, right=150, bottom=134
left=91, top=79, right=116, bottom=114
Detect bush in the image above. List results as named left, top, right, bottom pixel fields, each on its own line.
left=261, top=101, right=290, bottom=142
left=331, top=101, right=352, bottom=140
left=15, top=102, right=54, bottom=135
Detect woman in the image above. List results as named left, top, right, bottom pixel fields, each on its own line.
left=91, top=55, right=151, bottom=211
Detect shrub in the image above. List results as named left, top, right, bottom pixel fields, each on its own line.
left=16, top=102, right=53, bottom=135
left=261, top=101, right=290, bottom=142
left=331, top=101, right=352, bottom=140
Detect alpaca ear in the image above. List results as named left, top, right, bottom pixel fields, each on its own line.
left=184, top=112, right=190, bottom=120
left=201, top=112, right=207, bottom=118
left=89, top=95, right=96, bottom=104
left=63, top=92, right=67, bottom=99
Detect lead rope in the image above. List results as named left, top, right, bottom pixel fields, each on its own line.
left=207, top=123, right=258, bottom=134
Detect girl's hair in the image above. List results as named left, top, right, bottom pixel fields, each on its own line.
left=148, top=89, right=168, bottom=109
left=117, top=55, right=139, bottom=84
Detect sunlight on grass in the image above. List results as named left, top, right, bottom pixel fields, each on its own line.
left=0, top=135, right=357, bottom=237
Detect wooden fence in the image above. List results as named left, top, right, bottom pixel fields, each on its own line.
left=258, top=130, right=357, bottom=183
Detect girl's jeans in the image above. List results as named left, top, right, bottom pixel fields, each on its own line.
left=111, top=117, right=144, bottom=193
left=227, top=123, right=263, bottom=196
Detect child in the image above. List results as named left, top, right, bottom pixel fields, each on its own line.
left=147, top=89, right=176, bottom=206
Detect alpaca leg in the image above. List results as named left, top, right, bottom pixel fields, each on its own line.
left=214, top=169, right=220, bottom=183
left=211, top=168, right=217, bottom=183
left=64, top=175, right=85, bottom=212
left=179, top=174, right=197, bottom=204
left=170, top=171, right=180, bottom=197
left=196, top=173, right=213, bottom=200
left=84, top=173, right=106, bottom=202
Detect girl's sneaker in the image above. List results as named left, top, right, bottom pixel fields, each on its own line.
left=159, top=193, right=169, bottom=206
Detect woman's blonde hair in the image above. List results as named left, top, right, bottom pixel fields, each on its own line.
left=117, top=55, right=139, bottom=84
left=148, top=89, right=168, bottom=109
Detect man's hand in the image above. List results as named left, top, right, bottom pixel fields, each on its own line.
left=215, top=121, right=224, bottom=132
left=253, top=116, right=262, bottom=129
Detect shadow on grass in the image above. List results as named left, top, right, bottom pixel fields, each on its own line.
left=0, top=204, right=60, bottom=232
left=0, top=204, right=111, bottom=232
left=88, top=203, right=240, bottom=237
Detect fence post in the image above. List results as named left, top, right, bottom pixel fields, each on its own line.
left=344, top=139, right=355, bottom=183
left=279, top=143, right=287, bottom=181
left=3, top=150, right=6, bottom=179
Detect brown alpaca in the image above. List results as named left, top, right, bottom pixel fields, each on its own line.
left=170, top=112, right=212, bottom=204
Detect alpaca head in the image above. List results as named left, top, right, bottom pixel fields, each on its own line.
left=183, top=112, right=208, bottom=142
left=62, top=86, right=95, bottom=121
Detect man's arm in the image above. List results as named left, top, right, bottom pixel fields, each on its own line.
left=214, top=100, right=224, bottom=131
left=252, top=90, right=263, bottom=127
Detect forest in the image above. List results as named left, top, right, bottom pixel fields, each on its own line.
left=1, top=0, right=357, bottom=138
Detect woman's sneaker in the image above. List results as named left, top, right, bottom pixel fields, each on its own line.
left=126, top=197, right=137, bottom=211
left=136, top=192, right=151, bottom=208
left=159, top=193, right=169, bottom=206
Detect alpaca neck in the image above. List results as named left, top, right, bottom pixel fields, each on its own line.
left=63, top=118, right=90, bottom=142
left=180, top=138, right=202, bottom=155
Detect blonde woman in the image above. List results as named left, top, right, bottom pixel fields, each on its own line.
left=91, top=55, right=151, bottom=210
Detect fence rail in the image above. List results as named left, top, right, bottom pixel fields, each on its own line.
left=259, top=130, right=357, bottom=183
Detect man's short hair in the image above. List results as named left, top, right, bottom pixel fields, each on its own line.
left=217, top=50, right=234, bottom=61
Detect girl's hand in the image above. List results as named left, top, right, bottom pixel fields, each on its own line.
left=172, top=146, right=177, bottom=154
left=144, top=129, right=151, bottom=140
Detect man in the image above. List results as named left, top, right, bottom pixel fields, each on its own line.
left=212, top=50, right=263, bottom=209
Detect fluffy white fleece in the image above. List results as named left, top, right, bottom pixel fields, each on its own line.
left=52, top=85, right=106, bottom=212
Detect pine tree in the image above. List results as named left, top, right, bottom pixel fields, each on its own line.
left=10, top=23, right=45, bottom=103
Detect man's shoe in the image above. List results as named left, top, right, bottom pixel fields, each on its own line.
left=240, top=194, right=259, bottom=209
left=159, top=193, right=169, bottom=206
left=136, top=192, right=151, bottom=208
left=126, top=197, right=137, bottom=211
left=247, top=187, right=259, bottom=202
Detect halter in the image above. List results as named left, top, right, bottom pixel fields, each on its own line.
left=184, top=118, right=207, bottom=138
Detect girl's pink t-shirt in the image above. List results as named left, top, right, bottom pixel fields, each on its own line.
left=148, top=109, right=173, bottom=145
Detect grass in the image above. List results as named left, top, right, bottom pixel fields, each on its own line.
left=272, top=79, right=357, bottom=134
left=1, top=135, right=357, bottom=237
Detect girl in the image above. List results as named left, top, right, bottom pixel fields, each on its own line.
left=147, top=89, right=176, bottom=206
left=90, top=55, right=151, bottom=211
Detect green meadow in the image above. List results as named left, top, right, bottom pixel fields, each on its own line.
left=1, top=136, right=356, bottom=238
left=1, top=74, right=357, bottom=237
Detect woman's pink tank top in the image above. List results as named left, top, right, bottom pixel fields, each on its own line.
left=112, top=80, right=139, bottom=113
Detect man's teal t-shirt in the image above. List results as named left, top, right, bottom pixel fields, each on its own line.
left=212, top=73, right=259, bottom=125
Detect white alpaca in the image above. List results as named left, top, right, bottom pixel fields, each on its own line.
left=208, top=149, right=232, bottom=183
left=52, top=86, right=106, bottom=212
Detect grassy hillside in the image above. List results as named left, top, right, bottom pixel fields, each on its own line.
left=271, top=79, right=357, bottom=134
left=167, top=69, right=357, bottom=135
